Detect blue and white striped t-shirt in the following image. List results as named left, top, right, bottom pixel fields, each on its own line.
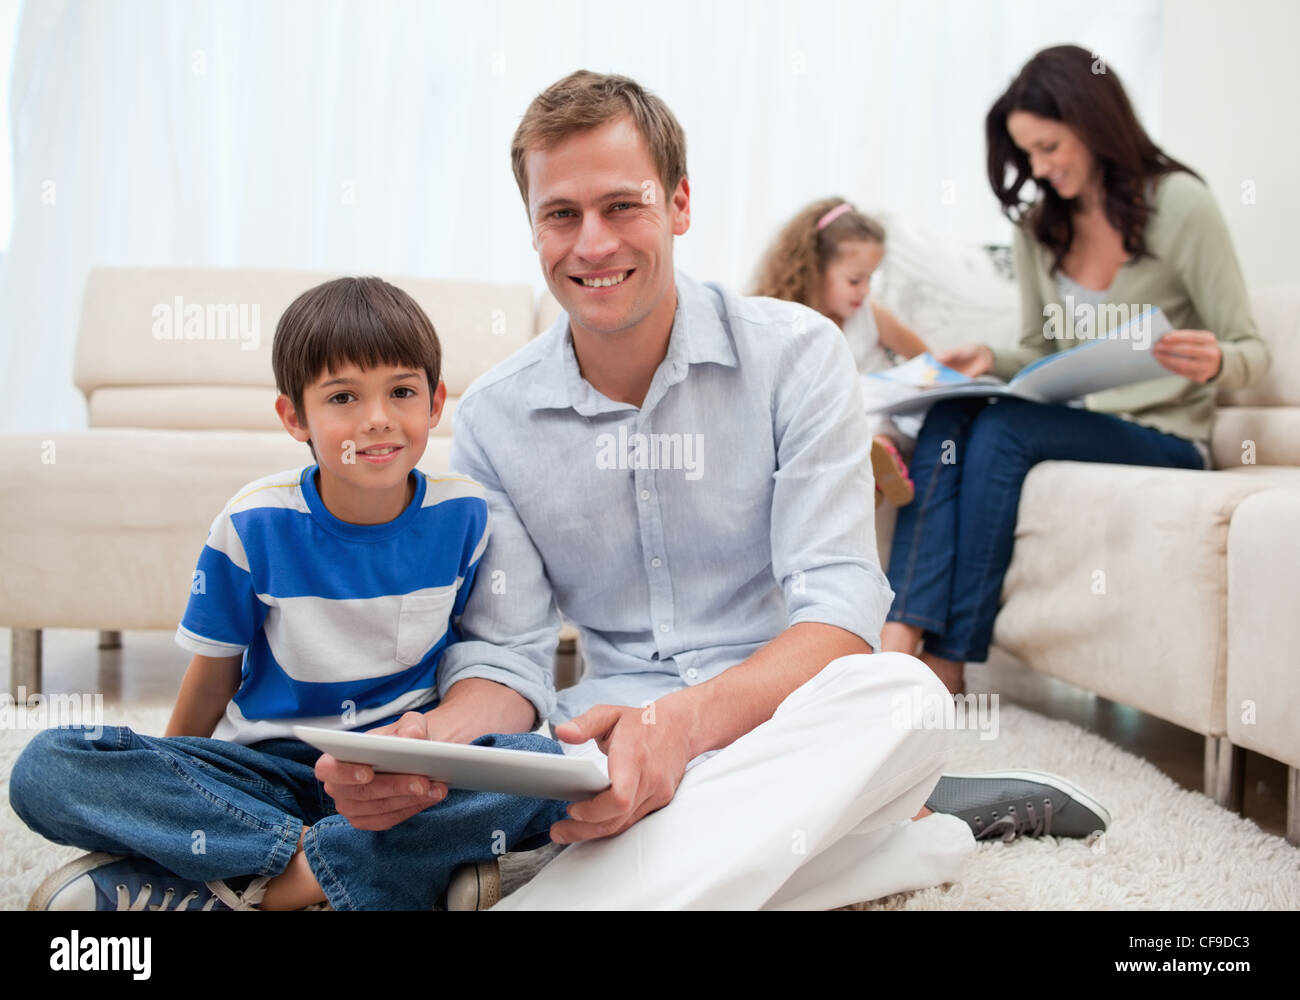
left=175, top=464, right=489, bottom=745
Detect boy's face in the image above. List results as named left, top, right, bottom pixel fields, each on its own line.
left=275, top=362, right=445, bottom=522
left=525, top=115, right=690, bottom=342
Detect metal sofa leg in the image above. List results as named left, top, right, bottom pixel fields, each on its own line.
left=98, top=630, right=122, bottom=650
left=1288, top=768, right=1299, bottom=848
left=11, top=628, right=42, bottom=697
left=1204, top=736, right=1246, bottom=813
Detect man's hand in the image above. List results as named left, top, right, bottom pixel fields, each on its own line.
left=314, top=710, right=454, bottom=832
left=549, top=697, right=697, bottom=844
left=1153, top=329, right=1223, bottom=382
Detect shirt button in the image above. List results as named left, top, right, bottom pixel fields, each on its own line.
left=651, top=557, right=662, bottom=568
left=640, top=489, right=651, bottom=501
left=658, top=623, right=670, bottom=633
left=686, top=667, right=699, bottom=679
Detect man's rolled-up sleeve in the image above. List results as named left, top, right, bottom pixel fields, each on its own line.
left=441, top=400, right=559, bottom=725
left=769, top=315, right=895, bottom=652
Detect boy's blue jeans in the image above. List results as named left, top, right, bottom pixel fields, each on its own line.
left=9, top=726, right=570, bottom=910
left=886, top=396, right=1204, bottom=663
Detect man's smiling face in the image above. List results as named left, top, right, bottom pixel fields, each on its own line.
left=526, top=116, right=690, bottom=340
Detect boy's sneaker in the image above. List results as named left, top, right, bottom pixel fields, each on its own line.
left=29, top=852, right=271, bottom=911
left=926, top=770, right=1111, bottom=842
left=444, top=859, right=501, bottom=911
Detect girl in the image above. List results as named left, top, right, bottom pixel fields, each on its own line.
left=753, top=197, right=929, bottom=508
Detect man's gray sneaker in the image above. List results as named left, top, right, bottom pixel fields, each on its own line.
left=926, top=770, right=1111, bottom=842
left=29, top=852, right=270, bottom=911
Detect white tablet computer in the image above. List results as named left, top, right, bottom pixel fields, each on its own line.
left=292, top=726, right=609, bottom=802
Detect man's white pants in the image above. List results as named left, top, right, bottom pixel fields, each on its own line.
left=493, top=651, right=976, bottom=910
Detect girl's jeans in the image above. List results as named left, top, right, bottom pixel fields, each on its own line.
left=886, top=396, right=1204, bottom=662
left=10, top=726, right=569, bottom=910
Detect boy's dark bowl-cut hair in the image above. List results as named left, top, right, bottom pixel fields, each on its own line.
left=272, top=276, right=443, bottom=456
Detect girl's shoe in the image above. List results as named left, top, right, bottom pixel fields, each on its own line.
left=871, top=436, right=914, bottom=508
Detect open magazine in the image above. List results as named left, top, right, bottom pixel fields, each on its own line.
left=863, top=307, right=1174, bottom=415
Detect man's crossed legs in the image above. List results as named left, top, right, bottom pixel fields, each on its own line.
left=496, top=651, right=977, bottom=910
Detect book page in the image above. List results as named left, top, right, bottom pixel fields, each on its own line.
left=865, top=352, right=1004, bottom=389
left=1009, top=308, right=1173, bottom=403
left=863, top=352, right=1010, bottom=415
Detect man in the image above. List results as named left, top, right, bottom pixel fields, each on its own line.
left=319, top=71, right=1109, bottom=909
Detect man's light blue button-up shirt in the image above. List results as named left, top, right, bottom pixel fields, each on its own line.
left=440, top=271, right=893, bottom=725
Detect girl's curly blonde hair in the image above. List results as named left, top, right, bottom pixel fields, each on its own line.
left=751, top=197, right=887, bottom=311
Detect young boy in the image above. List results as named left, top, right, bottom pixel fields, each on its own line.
left=10, top=276, right=568, bottom=910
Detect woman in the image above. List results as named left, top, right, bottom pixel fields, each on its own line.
left=880, top=45, right=1270, bottom=694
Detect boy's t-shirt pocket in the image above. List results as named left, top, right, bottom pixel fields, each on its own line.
left=394, top=589, right=458, bottom=667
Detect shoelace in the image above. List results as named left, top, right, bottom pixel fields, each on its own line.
left=971, top=798, right=1054, bottom=842
left=115, top=876, right=272, bottom=911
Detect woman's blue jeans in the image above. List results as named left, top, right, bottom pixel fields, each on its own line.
left=9, top=726, right=569, bottom=910
left=886, top=396, right=1204, bottom=662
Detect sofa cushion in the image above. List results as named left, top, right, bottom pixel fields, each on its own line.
left=85, top=385, right=463, bottom=437
left=994, top=462, right=1300, bottom=736
left=1210, top=405, right=1300, bottom=468
left=73, top=268, right=535, bottom=429
left=867, top=210, right=1021, bottom=356
left=1218, top=283, right=1300, bottom=408
left=536, top=291, right=563, bottom=336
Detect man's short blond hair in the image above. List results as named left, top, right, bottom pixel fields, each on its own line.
left=510, top=70, right=688, bottom=215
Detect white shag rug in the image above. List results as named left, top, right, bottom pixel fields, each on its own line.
left=2, top=703, right=1297, bottom=910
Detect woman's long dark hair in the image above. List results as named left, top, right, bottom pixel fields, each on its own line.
left=986, top=44, right=1200, bottom=275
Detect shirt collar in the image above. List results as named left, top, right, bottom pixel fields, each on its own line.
left=526, top=270, right=739, bottom=414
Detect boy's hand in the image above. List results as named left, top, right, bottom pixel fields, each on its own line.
left=314, top=711, right=451, bottom=832
left=315, top=679, right=536, bottom=831
left=548, top=697, right=696, bottom=844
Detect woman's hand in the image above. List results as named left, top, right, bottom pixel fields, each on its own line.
left=935, top=343, right=995, bottom=378
left=1153, top=329, right=1223, bottom=382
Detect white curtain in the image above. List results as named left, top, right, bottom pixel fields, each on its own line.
left=0, top=0, right=1162, bottom=432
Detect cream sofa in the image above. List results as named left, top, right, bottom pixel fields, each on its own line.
left=3, top=264, right=1298, bottom=845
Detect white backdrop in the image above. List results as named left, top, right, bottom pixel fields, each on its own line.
left=0, top=0, right=1162, bottom=432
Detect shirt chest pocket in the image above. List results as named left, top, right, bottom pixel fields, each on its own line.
left=394, top=590, right=457, bottom=667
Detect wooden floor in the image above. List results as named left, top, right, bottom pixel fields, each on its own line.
left=2, top=628, right=1289, bottom=838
